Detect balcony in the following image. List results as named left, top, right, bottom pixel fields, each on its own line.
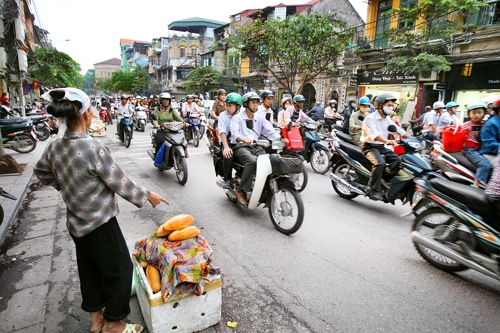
left=174, top=79, right=186, bottom=88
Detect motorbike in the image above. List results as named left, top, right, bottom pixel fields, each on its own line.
left=119, top=112, right=134, bottom=148
left=147, top=114, right=189, bottom=185
left=330, top=125, right=436, bottom=206
left=410, top=177, right=500, bottom=282
left=0, top=118, right=37, bottom=153
left=184, top=111, right=201, bottom=147
left=99, top=106, right=111, bottom=124
left=210, top=120, right=305, bottom=235
left=134, top=106, right=148, bottom=132
left=199, top=113, right=207, bottom=139
left=297, top=122, right=332, bottom=174
left=0, top=188, right=17, bottom=225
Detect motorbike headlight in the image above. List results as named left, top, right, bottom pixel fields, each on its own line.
left=408, top=141, right=424, bottom=151
left=306, top=123, right=317, bottom=130
left=272, top=140, right=284, bottom=150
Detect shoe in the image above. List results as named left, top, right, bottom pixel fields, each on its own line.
left=366, top=188, right=384, bottom=201
left=235, top=191, right=248, bottom=206
left=223, top=181, right=231, bottom=191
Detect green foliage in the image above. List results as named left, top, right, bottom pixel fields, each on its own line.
left=108, top=66, right=149, bottom=94
left=382, top=0, right=486, bottom=74
left=235, top=13, right=353, bottom=94
left=183, top=66, right=223, bottom=94
left=29, top=47, right=84, bottom=88
left=82, top=69, right=96, bottom=95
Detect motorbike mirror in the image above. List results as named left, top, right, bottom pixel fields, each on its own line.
left=265, top=113, right=271, bottom=121
left=358, top=116, right=365, bottom=121
left=245, top=119, right=254, bottom=130
left=150, top=113, right=158, bottom=120
left=287, top=120, right=293, bottom=132
left=388, top=125, right=398, bottom=133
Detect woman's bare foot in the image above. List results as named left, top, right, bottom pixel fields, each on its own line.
left=102, top=321, right=143, bottom=333
left=89, top=309, right=105, bottom=332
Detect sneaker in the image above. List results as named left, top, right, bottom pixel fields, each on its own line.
left=366, top=188, right=384, bottom=201
left=223, top=181, right=231, bottom=191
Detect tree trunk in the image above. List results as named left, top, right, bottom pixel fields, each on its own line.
left=0, top=155, right=24, bottom=174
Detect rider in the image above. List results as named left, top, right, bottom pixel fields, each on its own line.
left=360, top=93, right=411, bottom=201
left=349, top=96, right=371, bottom=146
left=152, top=92, right=184, bottom=157
left=230, top=92, right=281, bottom=206
left=283, top=95, right=315, bottom=127
left=437, top=101, right=460, bottom=132
left=116, top=94, right=135, bottom=141
left=479, top=98, right=500, bottom=158
left=134, top=96, right=143, bottom=109
left=211, top=89, right=227, bottom=124
left=422, top=101, right=445, bottom=140
left=308, top=102, right=324, bottom=121
left=101, top=96, right=112, bottom=124
left=342, top=98, right=357, bottom=134
left=218, top=93, right=242, bottom=190
left=257, top=90, right=274, bottom=123
left=277, top=96, right=292, bottom=127
left=323, top=100, right=338, bottom=134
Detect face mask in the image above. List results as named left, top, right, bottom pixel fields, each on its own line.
left=351, top=103, right=357, bottom=108
left=360, top=107, right=370, bottom=113
left=383, top=106, right=394, bottom=115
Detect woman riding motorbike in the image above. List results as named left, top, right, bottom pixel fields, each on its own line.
left=152, top=93, right=184, bottom=157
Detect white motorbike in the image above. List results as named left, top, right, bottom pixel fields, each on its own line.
left=134, top=106, right=148, bottom=132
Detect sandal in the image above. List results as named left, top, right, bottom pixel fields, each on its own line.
left=91, top=328, right=103, bottom=333
left=121, top=324, right=143, bottom=333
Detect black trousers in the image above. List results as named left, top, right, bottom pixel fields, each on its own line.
left=223, top=155, right=233, bottom=181
left=233, top=144, right=266, bottom=193
left=362, top=143, right=401, bottom=191
left=70, top=217, right=133, bottom=322
left=324, top=118, right=335, bottom=132
left=155, top=131, right=166, bottom=156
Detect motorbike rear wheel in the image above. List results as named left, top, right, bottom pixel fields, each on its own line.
left=35, top=126, right=50, bottom=141
left=124, top=131, right=131, bottom=148
left=175, top=154, right=188, bottom=185
left=310, top=148, right=331, bottom=174
left=12, top=134, right=36, bottom=153
left=193, top=130, right=200, bottom=147
left=412, top=207, right=470, bottom=272
left=268, top=184, right=304, bottom=235
left=331, top=163, right=359, bottom=199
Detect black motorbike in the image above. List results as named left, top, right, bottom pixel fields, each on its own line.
left=119, top=111, right=134, bottom=148
left=147, top=114, right=189, bottom=185
left=0, top=118, right=37, bottom=153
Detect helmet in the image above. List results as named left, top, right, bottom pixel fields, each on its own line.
left=260, top=90, right=274, bottom=99
left=217, top=89, right=227, bottom=96
left=159, top=92, right=172, bottom=101
left=120, top=94, right=128, bottom=99
left=445, top=101, right=459, bottom=109
left=281, top=96, right=292, bottom=105
left=150, top=95, right=153, bottom=98
left=347, top=97, right=357, bottom=104
left=482, top=94, right=498, bottom=105
left=375, top=93, right=397, bottom=105
left=226, top=92, right=243, bottom=106
left=293, top=94, right=306, bottom=103
left=359, top=96, right=371, bottom=105
left=493, top=98, right=500, bottom=110
left=186, top=94, right=194, bottom=99
left=328, top=99, right=337, bottom=105
left=425, top=105, right=432, bottom=111
left=467, top=101, right=487, bottom=111
left=433, top=101, right=446, bottom=110
left=136, top=95, right=141, bottom=99
left=242, top=92, right=260, bottom=106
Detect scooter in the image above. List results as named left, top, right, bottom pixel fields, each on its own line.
left=210, top=122, right=305, bottom=235
left=99, top=106, right=111, bottom=124
left=298, top=122, right=332, bottom=174
left=0, top=188, right=17, bottom=225
left=184, top=112, right=201, bottom=147
left=0, top=118, right=37, bottom=153
left=133, top=106, right=148, bottom=132
left=199, top=113, right=207, bottom=139
left=410, top=177, right=500, bottom=282
left=3, top=106, right=50, bottom=141
left=147, top=114, right=189, bottom=185
left=119, top=112, right=134, bottom=148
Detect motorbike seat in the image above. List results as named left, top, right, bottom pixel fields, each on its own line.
left=430, top=178, right=499, bottom=216
left=338, top=141, right=373, bottom=170
left=25, top=111, right=45, bottom=116
left=336, top=131, right=355, bottom=145
left=449, top=152, right=477, bottom=172
left=28, top=115, right=47, bottom=122
left=0, top=118, right=30, bottom=124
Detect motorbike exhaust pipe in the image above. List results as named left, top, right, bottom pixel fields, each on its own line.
left=411, top=231, right=500, bottom=281
left=329, top=173, right=365, bottom=195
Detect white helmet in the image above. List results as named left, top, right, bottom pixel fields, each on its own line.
left=159, top=92, right=172, bottom=102
left=136, top=95, right=141, bottom=99
left=433, top=101, right=446, bottom=110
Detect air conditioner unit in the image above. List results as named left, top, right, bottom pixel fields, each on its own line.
left=0, top=47, right=7, bottom=69
left=18, top=49, right=28, bottom=72
left=419, top=70, right=438, bottom=81
left=14, top=18, right=25, bottom=43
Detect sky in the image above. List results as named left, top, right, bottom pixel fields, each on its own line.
left=32, top=0, right=368, bottom=74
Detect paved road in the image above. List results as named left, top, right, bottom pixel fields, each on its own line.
left=9, top=121, right=500, bottom=332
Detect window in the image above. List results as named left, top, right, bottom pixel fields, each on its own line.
left=191, top=48, right=197, bottom=57
left=398, top=0, right=417, bottom=29
left=375, top=0, right=392, bottom=48
left=180, top=47, right=186, bottom=58
left=466, top=0, right=500, bottom=27
left=234, top=14, right=241, bottom=22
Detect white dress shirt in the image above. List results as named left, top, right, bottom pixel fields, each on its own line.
left=257, top=105, right=274, bottom=123
left=117, top=103, right=134, bottom=116
left=361, top=111, right=407, bottom=145
left=437, top=111, right=460, bottom=130
left=422, top=110, right=439, bottom=133
left=218, top=110, right=235, bottom=142
left=230, top=111, right=280, bottom=144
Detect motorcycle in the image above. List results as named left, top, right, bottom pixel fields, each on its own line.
left=134, top=106, right=148, bottom=132
left=210, top=120, right=305, bottom=235
left=99, top=106, right=112, bottom=124
left=184, top=112, right=201, bottom=147
left=4, top=106, right=51, bottom=141
left=0, top=188, right=17, bottom=225
left=199, top=113, right=207, bottom=139
left=410, top=177, right=500, bottom=282
left=297, top=122, right=332, bottom=174
left=330, top=125, right=435, bottom=206
left=119, top=112, right=134, bottom=148
left=0, top=118, right=37, bottom=153
left=147, top=114, right=189, bottom=185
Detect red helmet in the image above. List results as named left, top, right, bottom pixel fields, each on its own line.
left=493, top=97, right=500, bottom=110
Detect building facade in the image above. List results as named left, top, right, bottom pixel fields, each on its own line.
left=94, top=58, right=121, bottom=80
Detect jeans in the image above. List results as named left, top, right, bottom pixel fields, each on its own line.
left=70, top=217, right=133, bottom=322
left=463, top=147, right=491, bottom=183
left=424, top=131, right=436, bottom=140
left=362, top=143, right=402, bottom=191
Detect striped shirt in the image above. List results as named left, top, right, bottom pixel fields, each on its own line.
left=34, top=132, right=150, bottom=238
left=462, top=120, right=484, bottom=149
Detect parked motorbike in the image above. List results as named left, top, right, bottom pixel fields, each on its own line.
left=119, top=112, right=134, bottom=148
left=330, top=125, right=434, bottom=205
left=298, top=122, right=332, bottom=174
left=0, top=188, right=17, bottom=225
left=134, top=106, right=148, bottom=132
left=0, top=118, right=37, bottom=153
left=410, top=177, right=500, bottom=282
left=147, top=114, right=189, bottom=185
left=210, top=121, right=305, bottom=235
left=184, top=112, right=201, bottom=147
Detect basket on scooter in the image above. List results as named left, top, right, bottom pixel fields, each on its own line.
left=270, top=154, right=303, bottom=175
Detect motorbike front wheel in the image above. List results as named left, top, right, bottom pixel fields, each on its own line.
left=268, top=184, right=304, bottom=235
left=193, top=130, right=200, bottom=147
left=310, top=148, right=331, bottom=174
left=35, top=126, right=50, bottom=141
left=412, top=208, right=470, bottom=272
left=124, top=131, right=131, bottom=148
left=331, top=162, right=359, bottom=199
left=12, top=134, right=36, bottom=153
left=199, top=125, right=206, bottom=139
left=290, top=167, right=308, bottom=193
left=175, top=154, right=188, bottom=185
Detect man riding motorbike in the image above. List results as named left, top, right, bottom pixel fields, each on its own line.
left=152, top=92, right=184, bottom=157
left=116, top=94, right=135, bottom=140
left=101, top=96, right=112, bottom=124
left=360, top=93, right=411, bottom=201
left=211, top=89, right=227, bottom=125
left=342, top=98, right=357, bottom=134
left=422, top=101, right=445, bottom=140
left=257, top=90, right=274, bottom=123
left=349, top=96, right=371, bottom=146
left=230, top=92, right=281, bottom=206
left=283, top=95, right=315, bottom=127
left=324, top=99, right=338, bottom=134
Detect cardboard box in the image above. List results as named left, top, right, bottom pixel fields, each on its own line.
left=133, top=257, right=222, bottom=333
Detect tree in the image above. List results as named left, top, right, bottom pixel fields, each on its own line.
left=381, top=0, right=486, bottom=75
left=82, top=69, right=96, bottom=95
left=236, top=13, right=353, bottom=94
left=109, top=66, right=149, bottom=94
left=183, top=66, right=223, bottom=95
left=29, top=47, right=84, bottom=88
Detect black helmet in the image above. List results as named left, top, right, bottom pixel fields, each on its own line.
left=217, top=89, right=227, bottom=96
left=375, top=93, right=397, bottom=106
left=260, top=90, right=274, bottom=99
left=347, top=97, right=356, bottom=104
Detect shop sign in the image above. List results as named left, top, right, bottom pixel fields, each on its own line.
left=348, top=74, right=357, bottom=87
left=446, top=62, right=500, bottom=90
left=357, top=69, right=417, bottom=85
left=433, top=83, right=445, bottom=90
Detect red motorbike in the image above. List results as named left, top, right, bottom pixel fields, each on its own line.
left=99, top=106, right=111, bottom=124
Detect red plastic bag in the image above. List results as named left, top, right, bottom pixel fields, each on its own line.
left=282, top=127, right=304, bottom=151
left=441, top=125, right=467, bottom=153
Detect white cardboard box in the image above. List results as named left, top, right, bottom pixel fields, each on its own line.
left=133, top=257, right=222, bottom=333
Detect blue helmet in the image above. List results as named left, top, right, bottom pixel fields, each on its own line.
left=446, top=101, right=459, bottom=109
left=467, top=101, right=487, bottom=111
left=359, top=96, right=371, bottom=105
left=293, top=94, right=306, bottom=103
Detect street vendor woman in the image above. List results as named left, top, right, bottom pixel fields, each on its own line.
left=34, top=87, right=169, bottom=333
